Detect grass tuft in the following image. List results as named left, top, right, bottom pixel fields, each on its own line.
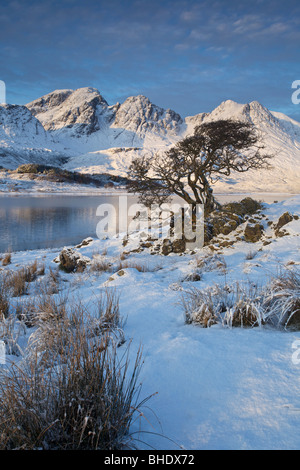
left=0, top=291, right=150, bottom=450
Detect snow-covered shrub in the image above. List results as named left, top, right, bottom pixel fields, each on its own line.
left=35, top=266, right=60, bottom=296
left=95, top=288, right=121, bottom=331
left=14, top=297, right=38, bottom=328
left=90, top=255, right=112, bottom=273
left=223, top=284, right=265, bottom=328
left=27, top=294, right=69, bottom=348
left=183, top=271, right=202, bottom=282
left=26, top=289, right=123, bottom=363
left=115, top=259, right=152, bottom=273
left=183, top=285, right=230, bottom=327
left=183, top=282, right=265, bottom=328
left=183, top=269, right=300, bottom=330
left=195, top=254, right=227, bottom=274
left=263, top=269, right=300, bottom=329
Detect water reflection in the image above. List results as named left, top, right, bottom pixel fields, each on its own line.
left=0, top=195, right=128, bottom=253
left=0, top=193, right=292, bottom=253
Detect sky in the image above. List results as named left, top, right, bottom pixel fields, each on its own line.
left=1, top=0, right=300, bottom=121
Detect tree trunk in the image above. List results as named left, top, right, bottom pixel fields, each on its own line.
left=202, top=178, right=219, bottom=216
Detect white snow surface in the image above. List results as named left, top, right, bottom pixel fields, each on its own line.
left=1, top=195, right=300, bottom=450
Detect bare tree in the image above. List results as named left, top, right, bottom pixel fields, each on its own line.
left=127, top=119, right=272, bottom=214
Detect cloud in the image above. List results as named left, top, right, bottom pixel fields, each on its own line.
left=0, top=0, right=299, bottom=120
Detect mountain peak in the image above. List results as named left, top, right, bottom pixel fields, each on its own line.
left=26, top=88, right=183, bottom=141
left=113, top=94, right=183, bottom=138
left=26, top=87, right=109, bottom=135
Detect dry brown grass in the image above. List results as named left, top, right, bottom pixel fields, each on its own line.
left=1, top=252, right=11, bottom=266
left=4, top=260, right=46, bottom=298
left=90, top=257, right=112, bottom=273
left=115, top=260, right=149, bottom=273
left=0, top=292, right=150, bottom=450
left=0, top=273, right=10, bottom=318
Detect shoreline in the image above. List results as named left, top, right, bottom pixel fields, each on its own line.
left=0, top=189, right=298, bottom=197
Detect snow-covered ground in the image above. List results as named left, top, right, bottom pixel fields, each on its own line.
left=0, top=195, right=299, bottom=450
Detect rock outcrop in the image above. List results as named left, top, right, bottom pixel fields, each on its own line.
left=244, top=223, right=264, bottom=243
left=58, top=248, right=90, bottom=272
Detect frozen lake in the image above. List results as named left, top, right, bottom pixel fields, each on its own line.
left=0, top=192, right=295, bottom=253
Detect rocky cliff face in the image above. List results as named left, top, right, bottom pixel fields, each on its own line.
left=27, top=87, right=111, bottom=136
left=112, top=95, right=183, bottom=137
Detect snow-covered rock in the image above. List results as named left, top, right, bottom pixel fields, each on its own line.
left=57, top=247, right=91, bottom=272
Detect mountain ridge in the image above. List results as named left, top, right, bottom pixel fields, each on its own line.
left=0, top=87, right=299, bottom=193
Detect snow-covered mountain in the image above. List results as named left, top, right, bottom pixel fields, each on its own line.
left=24, top=87, right=185, bottom=178
left=185, top=100, right=300, bottom=193
left=0, top=87, right=299, bottom=193
left=27, top=88, right=111, bottom=136
left=0, top=104, right=64, bottom=168
left=26, top=88, right=183, bottom=149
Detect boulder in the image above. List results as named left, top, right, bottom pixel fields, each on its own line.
left=244, top=223, right=263, bottom=243
left=59, top=248, right=90, bottom=272
left=222, top=197, right=263, bottom=217
left=275, top=212, right=293, bottom=232
left=209, top=211, right=241, bottom=237
left=172, top=238, right=186, bottom=253
left=161, top=239, right=173, bottom=256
